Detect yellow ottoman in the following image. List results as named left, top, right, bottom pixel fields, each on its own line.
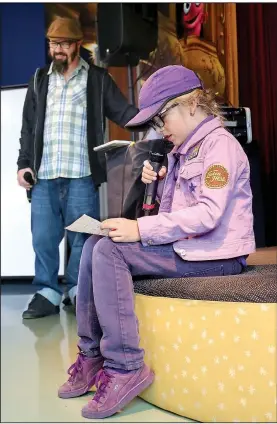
left=134, top=265, right=277, bottom=423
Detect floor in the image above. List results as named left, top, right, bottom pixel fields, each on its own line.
left=1, top=283, right=194, bottom=423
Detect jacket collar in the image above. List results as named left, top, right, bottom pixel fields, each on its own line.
left=170, top=116, right=223, bottom=157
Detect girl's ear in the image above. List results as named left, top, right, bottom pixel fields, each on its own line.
left=189, top=100, right=197, bottom=116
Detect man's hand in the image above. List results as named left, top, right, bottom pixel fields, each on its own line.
left=101, top=218, right=141, bottom=243
left=141, top=160, right=167, bottom=184
left=17, top=168, right=35, bottom=190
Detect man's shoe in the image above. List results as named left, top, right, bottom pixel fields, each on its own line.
left=58, top=350, right=104, bottom=399
left=81, top=364, right=154, bottom=419
left=62, top=296, right=71, bottom=306
left=22, top=293, right=60, bottom=319
left=62, top=295, right=76, bottom=314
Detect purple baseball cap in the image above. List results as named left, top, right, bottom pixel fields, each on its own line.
left=125, top=65, right=203, bottom=130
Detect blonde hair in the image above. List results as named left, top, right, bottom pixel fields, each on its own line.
left=166, top=88, right=224, bottom=123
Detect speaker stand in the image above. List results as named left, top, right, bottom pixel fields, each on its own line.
left=126, top=57, right=138, bottom=142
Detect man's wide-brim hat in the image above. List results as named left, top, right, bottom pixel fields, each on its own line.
left=47, top=17, right=83, bottom=40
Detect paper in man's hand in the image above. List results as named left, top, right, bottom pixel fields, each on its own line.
left=65, top=214, right=109, bottom=236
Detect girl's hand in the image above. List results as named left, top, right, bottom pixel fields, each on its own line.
left=101, top=218, right=141, bottom=243
left=141, top=160, right=167, bottom=184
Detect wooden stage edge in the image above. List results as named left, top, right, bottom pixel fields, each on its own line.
left=247, top=247, right=277, bottom=265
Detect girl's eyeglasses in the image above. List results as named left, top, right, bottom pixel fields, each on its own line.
left=150, top=103, right=179, bottom=130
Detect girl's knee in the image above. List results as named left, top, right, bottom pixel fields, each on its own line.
left=92, top=237, right=114, bottom=258
left=82, top=235, right=102, bottom=258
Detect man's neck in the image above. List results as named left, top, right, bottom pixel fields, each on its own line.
left=63, top=56, right=80, bottom=81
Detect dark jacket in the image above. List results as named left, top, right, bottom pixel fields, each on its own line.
left=17, top=64, right=138, bottom=186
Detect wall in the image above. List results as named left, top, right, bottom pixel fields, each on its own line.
left=1, top=87, right=65, bottom=277
left=0, top=3, right=46, bottom=87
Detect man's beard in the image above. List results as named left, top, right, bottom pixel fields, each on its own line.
left=51, top=47, right=78, bottom=74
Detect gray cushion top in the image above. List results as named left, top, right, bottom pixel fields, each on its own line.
left=133, top=265, right=277, bottom=303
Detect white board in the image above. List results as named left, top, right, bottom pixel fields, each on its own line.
left=1, top=88, right=65, bottom=277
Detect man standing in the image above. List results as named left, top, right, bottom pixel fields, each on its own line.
left=17, top=17, right=138, bottom=319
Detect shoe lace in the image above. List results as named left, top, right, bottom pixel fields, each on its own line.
left=93, top=369, right=114, bottom=403
left=67, top=351, right=86, bottom=382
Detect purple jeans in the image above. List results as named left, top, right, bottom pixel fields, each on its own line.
left=76, top=236, right=242, bottom=370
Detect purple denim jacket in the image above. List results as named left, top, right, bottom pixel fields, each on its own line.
left=138, top=117, right=256, bottom=261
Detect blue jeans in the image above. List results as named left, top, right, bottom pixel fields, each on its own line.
left=77, top=236, right=243, bottom=370
left=31, top=177, right=99, bottom=302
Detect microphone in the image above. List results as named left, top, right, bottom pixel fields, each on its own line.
left=143, top=139, right=165, bottom=216
left=23, top=172, right=35, bottom=203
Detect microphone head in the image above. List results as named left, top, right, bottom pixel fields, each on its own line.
left=148, top=139, right=165, bottom=163
left=23, top=172, right=34, bottom=185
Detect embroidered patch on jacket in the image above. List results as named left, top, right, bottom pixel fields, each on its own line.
left=187, top=142, right=202, bottom=161
left=204, top=164, right=229, bottom=189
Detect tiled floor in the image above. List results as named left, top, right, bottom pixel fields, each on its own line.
left=1, top=284, right=194, bottom=423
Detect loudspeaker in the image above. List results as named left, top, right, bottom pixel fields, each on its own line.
left=97, top=3, right=158, bottom=67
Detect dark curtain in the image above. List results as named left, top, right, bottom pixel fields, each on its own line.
left=237, top=4, right=277, bottom=246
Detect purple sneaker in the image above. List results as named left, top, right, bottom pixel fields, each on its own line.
left=81, top=364, right=154, bottom=419
left=58, top=350, right=104, bottom=399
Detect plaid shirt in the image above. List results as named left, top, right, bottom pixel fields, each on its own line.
left=38, top=57, right=91, bottom=179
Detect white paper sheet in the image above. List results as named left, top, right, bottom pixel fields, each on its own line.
left=65, top=214, right=109, bottom=236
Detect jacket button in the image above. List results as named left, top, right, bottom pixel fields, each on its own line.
left=148, top=240, right=153, bottom=246
left=176, top=183, right=180, bottom=190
